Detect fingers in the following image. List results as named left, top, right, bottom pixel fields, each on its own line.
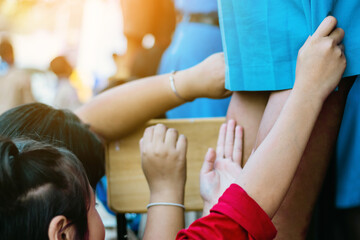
left=145, top=124, right=186, bottom=151
left=223, top=90, right=233, bottom=98
left=224, top=119, right=236, bottom=158
left=165, top=128, right=178, bottom=148
left=312, top=16, right=337, bottom=38
left=201, top=148, right=216, bottom=174
left=142, top=126, right=154, bottom=144
left=139, top=138, right=144, bottom=152
left=339, top=43, right=345, bottom=53
left=216, top=123, right=226, bottom=158
left=233, top=126, right=243, bottom=165
left=328, top=27, right=345, bottom=45
left=216, top=120, right=243, bottom=165
left=176, top=134, right=187, bottom=153
left=153, top=124, right=166, bottom=143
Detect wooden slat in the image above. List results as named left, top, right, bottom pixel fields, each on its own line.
left=106, top=117, right=225, bottom=213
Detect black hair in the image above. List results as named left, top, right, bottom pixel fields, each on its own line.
left=0, top=103, right=104, bottom=188
left=0, top=138, right=91, bottom=239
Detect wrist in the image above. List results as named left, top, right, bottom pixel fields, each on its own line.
left=291, top=87, right=324, bottom=110
left=287, top=89, right=324, bottom=122
left=293, top=75, right=333, bottom=104
left=147, top=202, right=185, bottom=210
left=202, top=202, right=213, bottom=216
left=150, top=189, right=185, bottom=205
left=175, top=69, right=198, bottom=101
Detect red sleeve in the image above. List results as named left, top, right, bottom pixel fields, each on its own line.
left=176, top=184, right=277, bottom=240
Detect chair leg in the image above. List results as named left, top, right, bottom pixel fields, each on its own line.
left=117, top=213, right=128, bottom=239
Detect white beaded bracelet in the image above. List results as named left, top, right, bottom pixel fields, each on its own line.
left=169, top=71, right=187, bottom=101
left=146, top=202, right=185, bottom=210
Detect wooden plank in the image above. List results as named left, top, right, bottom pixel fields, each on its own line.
left=106, top=117, right=225, bottom=213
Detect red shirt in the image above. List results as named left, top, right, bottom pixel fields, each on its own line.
left=176, top=184, right=277, bottom=240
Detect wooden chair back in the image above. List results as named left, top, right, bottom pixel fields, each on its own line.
left=106, top=117, right=225, bottom=213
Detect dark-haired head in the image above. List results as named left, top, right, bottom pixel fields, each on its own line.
left=50, top=56, right=73, bottom=78
left=0, top=138, right=100, bottom=239
left=0, top=103, right=105, bottom=188
left=0, top=38, right=14, bottom=66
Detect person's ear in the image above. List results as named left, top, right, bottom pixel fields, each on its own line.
left=48, top=215, right=76, bottom=240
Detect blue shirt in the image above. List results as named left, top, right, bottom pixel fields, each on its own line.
left=157, top=0, right=230, bottom=118
left=219, top=0, right=360, bottom=91
left=175, top=0, right=218, bottom=14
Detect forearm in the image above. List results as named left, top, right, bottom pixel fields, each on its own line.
left=144, top=207, right=184, bottom=240
left=238, top=89, right=324, bottom=217
left=144, top=191, right=185, bottom=240
left=75, top=70, right=195, bottom=140
left=76, top=53, right=228, bottom=140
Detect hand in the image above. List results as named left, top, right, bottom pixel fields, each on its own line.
left=200, top=119, right=243, bottom=216
left=140, top=124, right=187, bottom=203
left=177, top=53, right=232, bottom=100
left=294, top=16, right=346, bottom=101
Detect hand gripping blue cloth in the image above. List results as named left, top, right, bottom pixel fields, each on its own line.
left=218, top=0, right=360, bottom=91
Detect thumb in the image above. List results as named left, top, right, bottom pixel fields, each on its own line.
left=201, top=148, right=216, bottom=174
left=223, top=90, right=233, bottom=98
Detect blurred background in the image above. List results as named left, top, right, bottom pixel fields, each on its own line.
left=0, top=1, right=227, bottom=238
left=0, top=0, right=127, bottom=103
